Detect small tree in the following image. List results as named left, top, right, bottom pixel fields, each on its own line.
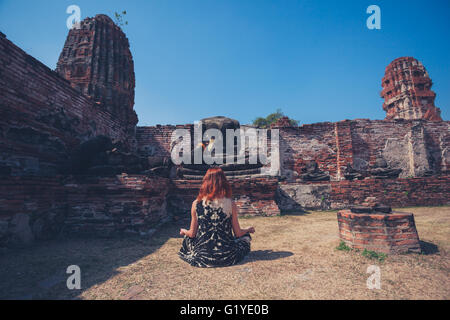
left=252, top=109, right=298, bottom=128
left=114, top=10, right=128, bottom=27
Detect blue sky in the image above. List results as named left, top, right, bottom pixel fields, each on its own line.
left=0, top=0, right=449, bottom=125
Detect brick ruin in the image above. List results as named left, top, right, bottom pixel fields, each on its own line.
left=56, top=14, right=138, bottom=138
left=337, top=209, right=421, bottom=254
left=381, top=57, right=442, bottom=121
left=0, top=15, right=449, bottom=247
left=337, top=197, right=422, bottom=254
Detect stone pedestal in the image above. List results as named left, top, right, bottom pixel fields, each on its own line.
left=337, top=210, right=421, bottom=254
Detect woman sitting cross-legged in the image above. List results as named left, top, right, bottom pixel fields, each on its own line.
left=178, top=168, right=255, bottom=268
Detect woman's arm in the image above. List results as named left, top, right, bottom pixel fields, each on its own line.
left=231, top=201, right=255, bottom=238
left=180, top=201, right=199, bottom=238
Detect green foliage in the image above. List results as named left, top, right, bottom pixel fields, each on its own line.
left=336, top=241, right=352, bottom=252
left=114, top=10, right=128, bottom=27
left=362, top=249, right=387, bottom=262
left=336, top=242, right=387, bottom=262
left=252, top=108, right=299, bottom=128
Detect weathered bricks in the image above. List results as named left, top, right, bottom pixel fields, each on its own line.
left=337, top=210, right=421, bottom=254
left=168, top=177, right=280, bottom=216
left=278, top=176, right=449, bottom=211
left=56, top=14, right=138, bottom=136
left=170, top=177, right=281, bottom=217
left=0, top=14, right=141, bottom=179
left=381, top=57, right=442, bottom=121
left=137, top=119, right=449, bottom=183
left=279, top=119, right=449, bottom=180
left=0, top=175, right=171, bottom=246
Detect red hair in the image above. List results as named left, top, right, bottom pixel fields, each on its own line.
left=197, top=168, right=232, bottom=202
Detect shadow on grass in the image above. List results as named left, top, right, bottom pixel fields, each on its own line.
left=280, top=210, right=312, bottom=216
left=239, top=250, right=294, bottom=265
left=419, top=240, right=439, bottom=255
left=0, top=218, right=187, bottom=300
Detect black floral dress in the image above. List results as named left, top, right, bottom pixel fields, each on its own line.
left=179, top=198, right=251, bottom=268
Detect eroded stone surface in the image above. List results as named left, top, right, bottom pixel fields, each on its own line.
left=56, top=14, right=137, bottom=128
left=278, top=184, right=331, bottom=211
left=381, top=57, right=442, bottom=121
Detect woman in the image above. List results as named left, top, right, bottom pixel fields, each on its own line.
left=178, top=168, right=255, bottom=268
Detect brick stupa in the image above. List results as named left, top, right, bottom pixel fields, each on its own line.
left=56, top=14, right=138, bottom=131
left=381, top=57, right=442, bottom=121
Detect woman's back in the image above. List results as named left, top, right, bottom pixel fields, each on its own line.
left=196, top=197, right=233, bottom=239
left=178, top=168, right=254, bottom=268
left=179, top=197, right=251, bottom=268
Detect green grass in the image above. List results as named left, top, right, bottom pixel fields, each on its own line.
left=362, top=249, right=387, bottom=262
left=336, top=241, right=387, bottom=262
left=336, top=241, right=352, bottom=252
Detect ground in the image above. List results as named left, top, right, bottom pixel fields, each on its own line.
left=0, top=206, right=449, bottom=300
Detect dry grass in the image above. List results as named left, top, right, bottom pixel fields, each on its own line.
left=0, top=206, right=449, bottom=300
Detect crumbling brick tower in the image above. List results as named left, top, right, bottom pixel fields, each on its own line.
left=381, top=57, right=442, bottom=121
left=56, top=14, right=138, bottom=148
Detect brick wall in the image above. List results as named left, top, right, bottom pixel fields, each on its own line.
left=0, top=33, right=136, bottom=176
left=278, top=176, right=450, bottom=211
left=278, top=119, right=450, bottom=180
left=421, top=120, right=450, bottom=174
left=64, top=175, right=170, bottom=236
left=350, top=120, right=412, bottom=173
left=136, top=119, right=450, bottom=182
left=136, top=125, right=193, bottom=158
left=0, top=174, right=170, bottom=247
left=169, top=177, right=280, bottom=217
left=278, top=122, right=338, bottom=179
left=0, top=176, right=66, bottom=246
left=330, top=176, right=450, bottom=209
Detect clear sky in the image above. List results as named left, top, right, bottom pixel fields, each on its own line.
left=0, top=0, right=449, bottom=125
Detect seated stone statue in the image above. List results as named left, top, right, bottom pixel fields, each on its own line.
left=68, top=135, right=142, bottom=175
left=174, top=116, right=263, bottom=179
left=300, top=160, right=330, bottom=181
left=69, top=135, right=113, bottom=174
left=143, top=156, right=172, bottom=178
left=367, top=158, right=401, bottom=179
left=343, top=164, right=365, bottom=180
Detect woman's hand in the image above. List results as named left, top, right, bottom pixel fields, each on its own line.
left=180, top=228, right=188, bottom=236
left=246, top=227, right=255, bottom=234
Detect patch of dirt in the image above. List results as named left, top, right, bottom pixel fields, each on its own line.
left=0, top=206, right=448, bottom=300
